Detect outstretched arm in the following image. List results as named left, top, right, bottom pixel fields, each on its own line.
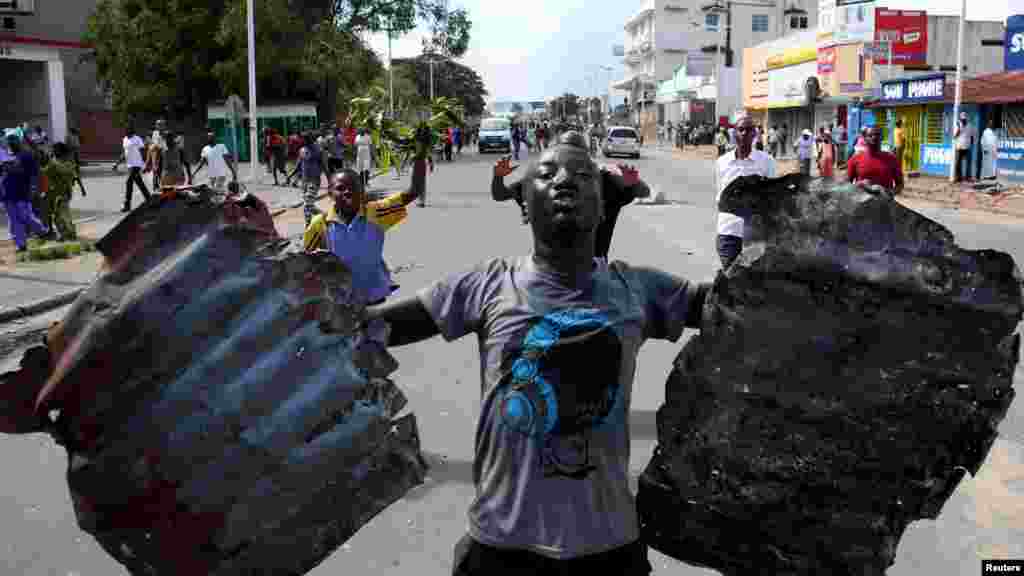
left=491, top=156, right=520, bottom=202
left=365, top=295, right=440, bottom=347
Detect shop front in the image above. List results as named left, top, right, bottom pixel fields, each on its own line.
left=743, top=30, right=819, bottom=155
left=870, top=74, right=948, bottom=174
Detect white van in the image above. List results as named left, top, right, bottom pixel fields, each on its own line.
left=478, top=117, right=512, bottom=154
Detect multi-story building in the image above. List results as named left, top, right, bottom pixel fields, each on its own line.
left=0, top=0, right=118, bottom=158
left=614, top=0, right=817, bottom=136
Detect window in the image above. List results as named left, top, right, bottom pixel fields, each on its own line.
left=790, top=15, right=808, bottom=29
left=1006, top=105, right=1024, bottom=138
left=705, top=13, right=720, bottom=31
left=609, top=128, right=638, bottom=140
left=752, top=14, right=770, bottom=32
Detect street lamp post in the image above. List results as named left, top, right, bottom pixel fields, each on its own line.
left=246, top=0, right=257, bottom=182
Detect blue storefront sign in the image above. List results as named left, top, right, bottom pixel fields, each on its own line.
left=880, top=74, right=946, bottom=104
left=998, top=137, right=1024, bottom=181
left=920, top=144, right=953, bottom=174
left=1007, top=15, right=1024, bottom=72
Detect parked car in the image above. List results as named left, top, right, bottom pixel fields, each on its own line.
left=603, top=126, right=641, bottom=159
left=478, top=117, right=512, bottom=154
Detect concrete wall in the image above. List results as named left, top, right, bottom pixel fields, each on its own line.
left=0, top=59, right=49, bottom=129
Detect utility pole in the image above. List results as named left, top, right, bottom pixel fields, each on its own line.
left=949, top=0, right=966, bottom=182
left=246, top=0, right=257, bottom=181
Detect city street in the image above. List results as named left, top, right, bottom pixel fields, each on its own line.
left=2, top=146, right=1024, bottom=575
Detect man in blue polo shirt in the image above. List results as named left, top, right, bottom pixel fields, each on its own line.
left=2, top=135, right=48, bottom=251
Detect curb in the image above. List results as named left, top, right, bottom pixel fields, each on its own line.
left=0, top=288, right=85, bottom=324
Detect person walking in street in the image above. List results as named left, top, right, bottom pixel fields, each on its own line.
left=41, top=142, right=80, bottom=241
left=354, top=128, right=373, bottom=191
left=893, top=119, right=905, bottom=174
left=65, top=127, right=87, bottom=197
left=192, top=132, right=237, bottom=190
left=2, top=134, right=48, bottom=251
left=266, top=129, right=288, bottom=186
left=715, top=114, right=776, bottom=269
left=835, top=121, right=848, bottom=168
left=454, top=126, right=464, bottom=157
left=361, top=131, right=712, bottom=576
left=817, top=131, right=835, bottom=179
left=511, top=124, right=523, bottom=161
left=767, top=125, right=779, bottom=158
left=121, top=126, right=151, bottom=212
left=327, top=126, right=345, bottom=175
left=443, top=127, right=455, bottom=162
left=954, top=111, right=976, bottom=183
left=981, top=121, right=999, bottom=180
left=159, top=131, right=191, bottom=189
left=302, top=132, right=327, bottom=226
left=715, top=127, right=729, bottom=157
left=795, top=129, right=815, bottom=175
left=302, top=134, right=434, bottom=342
left=147, top=119, right=168, bottom=192
left=847, top=125, right=904, bottom=195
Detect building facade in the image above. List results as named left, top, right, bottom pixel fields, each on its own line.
left=0, top=0, right=118, bottom=159
left=743, top=9, right=1005, bottom=161
left=618, top=0, right=817, bottom=136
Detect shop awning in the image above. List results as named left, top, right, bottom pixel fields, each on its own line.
left=959, top=71, right=1024, bottom=105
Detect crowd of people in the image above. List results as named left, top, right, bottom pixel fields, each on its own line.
left=1, top=122, right=87, bottom=251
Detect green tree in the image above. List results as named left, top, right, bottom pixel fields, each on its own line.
left=84, top=0, right=235, bottom=158
left=394, top=55, right=488, bottom=119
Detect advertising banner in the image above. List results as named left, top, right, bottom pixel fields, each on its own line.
left=766, top=46, right=818, bottom=70
left=818, top=46, right=837, bottom=74
left=835, top=0, right=876, bottom=44
left=873, top=9, right=927, bottom=65
left=767, top=61, right=818, bottom=108
left=1007, top=15, right=1024, bottom=72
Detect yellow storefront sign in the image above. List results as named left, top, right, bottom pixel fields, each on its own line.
left=766, top=46, right=818, bottom=70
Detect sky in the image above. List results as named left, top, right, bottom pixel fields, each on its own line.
left=368, top=0, right=1018, bottom=105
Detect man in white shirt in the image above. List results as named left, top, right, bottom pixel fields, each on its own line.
left=953, top=111, right=976, bottom=183
left=193, top=132, right=238, bottom=189
left=795, top=129, right=815, bottom=175
left=121, top=126, right=151, bottom=212
left=715, top=113, right=776, bottom=268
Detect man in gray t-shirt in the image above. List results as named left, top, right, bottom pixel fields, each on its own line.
left=365, top=131, right=711, bottom=575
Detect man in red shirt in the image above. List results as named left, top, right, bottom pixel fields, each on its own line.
left=846, top=125, right=904, bottom=194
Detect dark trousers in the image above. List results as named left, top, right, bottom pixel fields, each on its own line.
left=955, top=148, right=971, bottom=182
left=444, top=143, right=453, bottom=162
left=452, top=535, right=652, bottom=576
left=125, top=167, right=151, bottom=208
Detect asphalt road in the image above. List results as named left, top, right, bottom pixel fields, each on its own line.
left=2, top=146, right=1024, bottom=575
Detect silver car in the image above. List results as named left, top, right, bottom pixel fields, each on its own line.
left=602, top=126, right=641, bottom=159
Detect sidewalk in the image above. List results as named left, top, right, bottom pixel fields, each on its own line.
left=0, top=180, right=322, bottom=323
left=673, top=146, right=1024, bottom=218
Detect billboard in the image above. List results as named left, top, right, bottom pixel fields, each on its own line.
left=873, top=9, right=927, bottom=65
left=835, top=0, right=875, bottom=44
left=767, top=60, right=818, bottom=108
left=1008, top=15, right=1024, bottom=72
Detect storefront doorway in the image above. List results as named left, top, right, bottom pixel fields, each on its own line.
left=896, top=106, right=924, bottom=173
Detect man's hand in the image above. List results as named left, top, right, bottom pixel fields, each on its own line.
left=616, top=164, right=640, bottom=187
left=494, top=156, right=519, bottom=178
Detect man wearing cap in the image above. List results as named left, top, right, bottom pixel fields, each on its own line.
left=715, top=113, right=776, bottom=268
left=953, top=111, right=976, bottom=183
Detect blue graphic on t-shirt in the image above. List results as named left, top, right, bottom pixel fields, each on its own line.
left=497, top=309, right=624, bottom=479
